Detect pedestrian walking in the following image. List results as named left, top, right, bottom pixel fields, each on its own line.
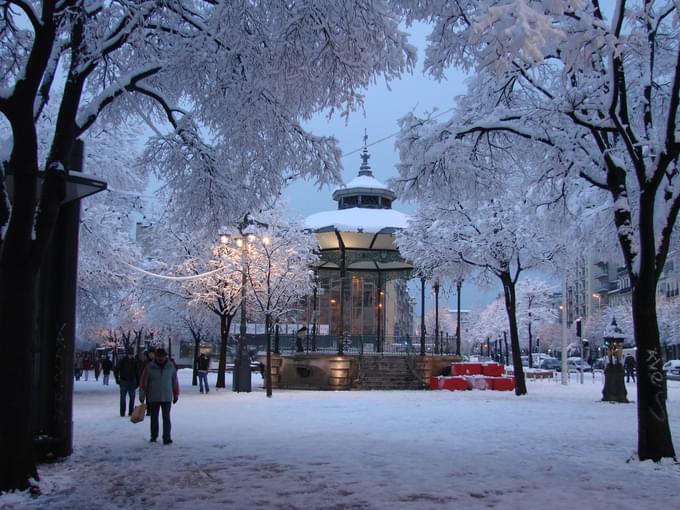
left=139, top=348, right=179, bottom=445
left=115, top=348, right=138, bottom=417
left=74, top=353, right=83, bottom=381
left=196, top=353, right=210, bottom=394
left=624, top=354, right=636, bottom=382
left=82, top=353, right=92, bottom=381
left=94, top=355, right=101, bottom=381
left=102, top=356, right=113, bottom=386
left=140, top=348, right=155, bottom=416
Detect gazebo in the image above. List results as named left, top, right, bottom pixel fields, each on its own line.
left=305, top=138, right=413, bottom=354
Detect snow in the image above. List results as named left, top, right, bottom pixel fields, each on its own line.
left=342, top=174, right=391, bottom=190
left=2, top=370, right=680, bottom=509
left=305, top=207, right=410, bottom=233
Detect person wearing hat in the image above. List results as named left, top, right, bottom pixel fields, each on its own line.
left=114, top=347, right=139, bottom=417
left=139, top=348, right=179, bottom=444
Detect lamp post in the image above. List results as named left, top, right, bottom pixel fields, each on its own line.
left=592, top=292, right=602, bottom=311
left=221, top=214, right=269, bottom=393
left=455, top=279, right=463, bottom=356
left=602, top=317, right=628, bottom=402
left=433, top=279, right=440, bottom=355
left=420, top=275, right=426, bottom=356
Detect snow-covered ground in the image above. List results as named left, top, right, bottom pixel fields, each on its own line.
left=2, top=370, right=680, bottom=509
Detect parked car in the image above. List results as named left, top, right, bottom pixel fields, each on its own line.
left=664, top=360, right=680, bottom=380
left=663, top=359, right=680, bottom=372
left=539, top=358, right=560, bottom=370
left=567, top=359, right=592, bottom=372
left=591, top=357, right=606, bottom=370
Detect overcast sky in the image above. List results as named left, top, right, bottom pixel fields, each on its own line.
left=283, top=23, right=500, bottom=311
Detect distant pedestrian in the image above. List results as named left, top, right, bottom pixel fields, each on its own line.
left=94, top=356, right=101, bottom=381
left=139, top=348, right=179, bottom=445
left=115, top=348, right=138, bottom=417
left=624, top=354, right=636, bottom=382
left=82, top=353, right=92, bottom=381
left=75, top=353, right=83, bottom=381
left=196, top=353, right=210, bottom=394
left=102, top=356, right=113, bottom=385
left=140, top=348, right=156, bottom=415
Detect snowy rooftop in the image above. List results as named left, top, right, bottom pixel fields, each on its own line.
left=340, top=174, right=390, bottom=191
left=305, top=206, right=409, bottom=233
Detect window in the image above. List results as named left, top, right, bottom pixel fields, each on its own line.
left=342, top=196, right=358, bottom=208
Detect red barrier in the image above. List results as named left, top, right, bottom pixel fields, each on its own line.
left=490, top=377, right=515, bottom=391
left=481, top=363, right=505, bottom=376
left=442, top=377, right=469, bottom=391
left=451, top=362, right=483, bottom=375
left=430, top=376, right=469, bottom=391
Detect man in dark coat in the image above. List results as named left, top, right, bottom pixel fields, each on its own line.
left=114, top=348, right=138, bottom=417
left=101, top=356, right=113, bottom=386
left=196, top=353, right=210, bottom=394
left=624, top=354, right=636, bottom=382
left=139, top=348, right=179, bottom=444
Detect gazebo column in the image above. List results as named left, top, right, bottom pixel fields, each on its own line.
left=376, top=272, right=383, bottom=353
left=312, top=280, right=318, bottom=352
left=336, top=231, right=347, bottom=355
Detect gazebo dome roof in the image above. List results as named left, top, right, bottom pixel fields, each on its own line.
left=305, top=207, right=409, bottom=234
left=304, top=134, right=412, bottom=273
left=331, top=137, right=397, bottom=207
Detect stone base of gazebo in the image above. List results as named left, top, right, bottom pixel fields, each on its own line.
left=262, top=353, right=463, bottom=390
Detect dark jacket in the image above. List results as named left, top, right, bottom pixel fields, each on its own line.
left=102, top=358, right=113, bottom=375
left=115, top=356, right=139, bottom=385
left=140, top=360, right=179, bottom=403
left=197, top=355, right=210, bottom=372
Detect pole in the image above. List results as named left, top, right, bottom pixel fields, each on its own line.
left=434, top=280, right=439, bottom=355
left=420, top=276, right=426, bottom=356
left=456, top=279, right=462, bottom=355
left=503, top=331, right=509, bottom=366
left=235, top=242, right=248, bottom=392
left=338, top=243, right=346, bottom=355
left=312, top=284, right=317, bottom=352
left=561, top=273, right=568, bottom=385
left=377, top=274, right=382, bottom=353
left=265, top=315, right=272, bottom=398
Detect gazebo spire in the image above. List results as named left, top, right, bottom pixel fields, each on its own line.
left=359, top=129, right=372, bottom=176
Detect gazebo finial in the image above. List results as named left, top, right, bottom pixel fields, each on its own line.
left=359, top=129, right=372, bottom=176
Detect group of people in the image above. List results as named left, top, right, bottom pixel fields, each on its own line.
left=76, top=348, right=216, bottom=446
left=115, top=347, right=180, bottom=445
left=74, top=352, right=114, bottom=384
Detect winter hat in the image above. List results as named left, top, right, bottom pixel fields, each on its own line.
left=155, top=348, right=167, bottom=357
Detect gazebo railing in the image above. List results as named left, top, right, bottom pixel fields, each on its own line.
left=268, top=334, right=457, bottom=356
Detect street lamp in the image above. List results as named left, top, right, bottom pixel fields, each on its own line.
left=592, top=293, right=602, bottom=310
left=220, top=213, right=269, bottom=393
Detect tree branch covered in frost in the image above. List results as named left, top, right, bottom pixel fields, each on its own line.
left=392, top=0, right=680, bottom=282
left=0, top=0, right=415, bottom=239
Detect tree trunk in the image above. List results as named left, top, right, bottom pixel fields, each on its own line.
left=265, top=314, right=272, bottom=398
left=0, top=263, right=39, bottom=491
left=500, top=270, right=527, bottom=396
left=632, top=272, right=676, bottom=460
left=527, top=319, right=533, bottom=368
left=192, top=334, right=200, bottom=387
left=216, top=314, right=228, bottom=389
